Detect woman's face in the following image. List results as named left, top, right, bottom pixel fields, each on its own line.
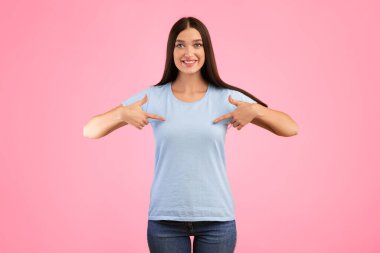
left=173, top=28, right=205, bottom=74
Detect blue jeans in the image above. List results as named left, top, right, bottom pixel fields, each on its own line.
left=147, top=219, right=237, bottom=253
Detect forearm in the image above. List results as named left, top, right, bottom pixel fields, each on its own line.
left=83, top=107, right=128, bottom=139
left=251, top=104, right=299, bottom=137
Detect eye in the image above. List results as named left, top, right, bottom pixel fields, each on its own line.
left=175, top=43, right=203, bottom=48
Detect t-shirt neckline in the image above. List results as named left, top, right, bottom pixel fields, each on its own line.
left=169, top=81, right=210, bottom=104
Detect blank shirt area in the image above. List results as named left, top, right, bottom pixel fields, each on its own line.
left=121, top=81, right=257, bottom=221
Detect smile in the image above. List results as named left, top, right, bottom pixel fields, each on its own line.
left=181, top=60, right=197, bottom=67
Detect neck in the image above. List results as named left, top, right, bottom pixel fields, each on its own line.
left=173, top=73, right=208, bottom=92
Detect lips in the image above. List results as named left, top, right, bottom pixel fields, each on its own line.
left=181, top=59, right=197, bottom=68
left=182, top=60, right=197, bottom=63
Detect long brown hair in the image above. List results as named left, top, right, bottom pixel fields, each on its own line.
left=153, top=16, right=268, bottom=108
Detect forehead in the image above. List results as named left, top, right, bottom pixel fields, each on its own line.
left=176, top=28, right=202, bottom=42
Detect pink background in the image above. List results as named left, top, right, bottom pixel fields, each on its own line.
left=1, top=0, right=379, bottom=252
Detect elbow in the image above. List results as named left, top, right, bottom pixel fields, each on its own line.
left=83, top=125, right=101, bottom=139
left=83, top=116, right=103, bottom=139
left=83, top=126, right=93, bottom=138
left=286, top=130, right=298, bottom=137
left=292, top=123, right=299, bottom=136
left=278, top=131, right=297, bottom=137
left=282, top=124, right=299, bottom=137
left=275, top=122, right=299, bottom=137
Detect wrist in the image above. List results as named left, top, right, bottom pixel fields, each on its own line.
left=117, top=106, right=129, bottom=122
left=252, top=103, right=265, bottom=118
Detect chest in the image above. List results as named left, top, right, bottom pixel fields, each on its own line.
left=146, top=88, right=235, bottom=136
left=171, top=90, right=207, bottom=103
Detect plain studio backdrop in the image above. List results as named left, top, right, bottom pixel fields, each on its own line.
left=0, top=0, right=379, bottom=252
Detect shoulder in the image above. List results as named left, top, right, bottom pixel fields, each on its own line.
left=210, top=86, right=246, bottom=100
left=209, top=85, right=240, bottom=95
left=228, top=88, right=257, bottom=104
left=209, top=84, right=229, bottom=96
left=208, top=85, right=258, bottom=104
left=149, top=83, right=169, bottom=100
left=150, top=83, right=168, bottom=93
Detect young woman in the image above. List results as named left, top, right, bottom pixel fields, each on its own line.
left=83, top=16, right=298, bottom=253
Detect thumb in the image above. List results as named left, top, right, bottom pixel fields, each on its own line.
left=228, top=95, right=239, bottom=106
left=136, top=94, right=148, bottom=106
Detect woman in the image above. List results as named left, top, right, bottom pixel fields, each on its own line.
left=83, top=16, right=298, bottom=253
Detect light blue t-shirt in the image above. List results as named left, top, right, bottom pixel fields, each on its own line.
left=122, top=81, right=257, bottom=221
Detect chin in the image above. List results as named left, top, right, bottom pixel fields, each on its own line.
left=181, top=68, right=201, bottom=74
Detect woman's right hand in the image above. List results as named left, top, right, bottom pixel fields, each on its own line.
left=120, top=94, right=166, bottom=130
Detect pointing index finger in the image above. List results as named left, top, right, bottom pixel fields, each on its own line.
left=213, top=113, right=232, bottom=124
left=145, top=113, right=166, bottom=121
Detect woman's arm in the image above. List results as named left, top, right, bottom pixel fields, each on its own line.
left=83, top=105, right=128, bottom=139
left=250, top=104, right=299, bottom=137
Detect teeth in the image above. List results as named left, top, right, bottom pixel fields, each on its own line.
left=183, top=60, right=196, bottom=63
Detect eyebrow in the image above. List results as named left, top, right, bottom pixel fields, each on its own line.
left=175, top=39, right=203, bottom=43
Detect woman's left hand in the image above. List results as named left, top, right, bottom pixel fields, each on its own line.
left=213, top=95, right=262, bottom=130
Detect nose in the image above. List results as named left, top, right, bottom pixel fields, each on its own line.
left=184, top=46, right=194, bottom=56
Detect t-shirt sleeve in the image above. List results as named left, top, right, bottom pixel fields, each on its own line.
left=121, top=86, right=151, bottom=112
left=231, top=89, right=258, bottom=104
